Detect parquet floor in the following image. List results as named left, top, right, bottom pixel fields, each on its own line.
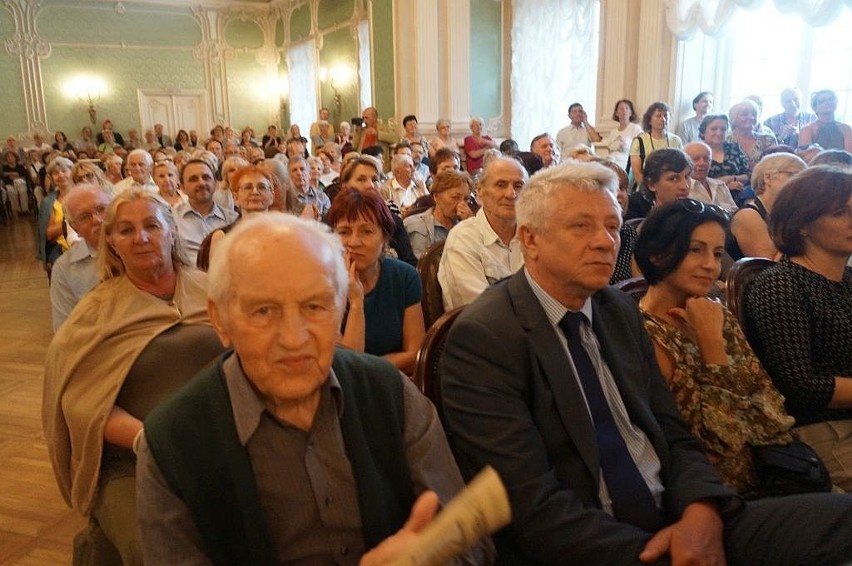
left=0, top=216, right=84, bottom=565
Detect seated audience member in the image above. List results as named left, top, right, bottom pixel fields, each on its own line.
left=311, top=120, right=334, bottom=154
left=259, top=159, right=303, bottom=215
left=727, top=100, right=777, bottom=172
left=699, top=114, right=750, bottom=194
left=625, top=148, right=691, bottom=220
left=74, top=126, right=97, bottom=157
left=141, top=129, right=162, bottom=152
left=530, top=133, right=559, bottom=168
left=113, top=149, right=158, bottom=195
left=809, top=148, right=852, bottom=169
left=592, top=157, right=638, bottom=285
left=103, top=154, right=124, bottom=185
left=404, top=170, right=474, bottom=258
left=154, top=123, right=172, bottom=148
left=214, top=156, right=249, bottom=213
left=380, top=154, right=428, bottom=213
left=336, top=121, right=353, bottom=156
left=96, top=119, right=124, bottom=147
left=50, top=184, right=111, bottom=330
left=1, top=150, right=32, bottom=215
left=329, top=190, right=425, bottom=374
left=400, top=114, right=429, bottom=157
left=239, top=127, right=256, bottom=150
left=429, top=147, right=462, bottom=177
left=463, top=117, right=498, bottom=176
left=440, top=160, right=852, bottom=565
left=630, top=102, right=683, bottom=186
left=72, top=160, right=115, bottom=196
left=604, top=99, right=643, bottom=169
left=136, top=213, right=489, bottom=564
left=51, top=130, right=76, bottom=160
left=727, top=152, right=806, bottom=260
left=98, top=129, right=123, bottom=156
left=744, top=165, right=852, bottom=491
left=410, top=142, right=430, bottom=184
left=556, top=102, right=603, bottom=158
left=429, top=118, right=460, bottom=159
left=363, top=145, right=387, bottom=174
left=173, top=129, right=191, bottom=152
left=438, top=156, right=527, bottom=310
left=152, top=160, right=187, bottom=208
left=196, top=165, right=278, bottom=271
left=37, top=157, right=74, bottom=275
left=174, top=159, right=239, bottom=265
left=683, top=142, right=738, bottom=213
left=261, top=124, right=281, bottom=153
left=336, top=155, right=417, bottom=266
left=799, top=89, right=852, bottom=152
left=676, top=91, right=714, bottom=143
left=290, top=155, right=331, bottom=217
left=308, top=107, right=330, bottom=139
left=43, top=189, right=225, bottom=564
left=307, top=155, right=326, bottom=193
left=636, top=199, right=799, bottom=495
left=764, top=88, right=817, bottom=148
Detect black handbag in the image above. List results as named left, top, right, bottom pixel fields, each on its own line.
left=750, top=438, right=832, bottom=498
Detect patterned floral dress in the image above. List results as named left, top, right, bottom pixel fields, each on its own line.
left=641, top=305, right=794, bottom=493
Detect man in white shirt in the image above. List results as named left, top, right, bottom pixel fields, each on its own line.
left=683, top=142, right=738, bottom=213
left=113, top=149, right=158, bottom=195
left=380, top=154, right=428, bottom=213
left=438, top=156, right=527, bottom=310
left=174, top=159, right=238, bottom=265
left=50, top=184, right=111, bottom=330
left=556, top=103, right=602, bottom=156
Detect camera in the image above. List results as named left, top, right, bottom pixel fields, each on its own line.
left=351, top=117, right=365, bottom=128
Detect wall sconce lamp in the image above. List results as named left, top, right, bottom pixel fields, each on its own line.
left=320, top=65, right=352, bottom=123
left=64, top=75, right=107, bottom=124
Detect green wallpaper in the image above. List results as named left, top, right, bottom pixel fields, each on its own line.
left=371, top=0, right=395, bottom=116
left=40, top=46, right=204, bottom=136
left=227, top=51, right=273, bottom=131
left=0, top=11, right=27, bottom=134
left=470, top=0, right=502, bottom=120
left=317, top=0, right=354, bottom=30
left=319, top=27, right=359, bottom=126
left=37, top=2, right=199, bottom=47
left=225, top=17, right=264, bottom=50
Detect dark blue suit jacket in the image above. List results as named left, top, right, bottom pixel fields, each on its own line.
left=440, top=271, right=736, bottom=565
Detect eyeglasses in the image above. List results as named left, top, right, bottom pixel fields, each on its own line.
left=75, top=204, right=108, bottom=224
left=676, top=198, right=730, bottom=220
left=238, top=183, right=272, bottom=194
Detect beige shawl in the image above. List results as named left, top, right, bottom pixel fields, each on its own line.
left=42, top=268, right=211, bottom=513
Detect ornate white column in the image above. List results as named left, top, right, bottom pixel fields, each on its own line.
left=635, top=0, right=676, bottom=109
left=393, top=0, right=471, bottom=131
left=597, top=0, right=633, bottom=128
left=192, top=7, right=234, bottom=127
left=4, top=0, right=50, bottom=132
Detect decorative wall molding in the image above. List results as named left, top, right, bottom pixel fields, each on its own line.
left=192, top=6, right=233, bottom=125
left=4, top=0, right=51, bottom=132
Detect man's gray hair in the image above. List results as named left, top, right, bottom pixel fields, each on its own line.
left=391, top=153, right=414, bottom=171
left=208, top=213, right=348, bottom=317
left=477, top=155, right=528, bottom=191
left=128, top=148, right=153, bottom=165
left=516, top=161, right=620, bottom=233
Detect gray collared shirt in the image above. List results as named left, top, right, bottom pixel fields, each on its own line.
left=524, top=268, right=665, bottom=514
left=49, top=239, right=99, bottom=331
left=174, top=201, right=238, bottom=266
left=297, top=185, right=331, bottom=216
left=137, top=353, right=487, bottom=565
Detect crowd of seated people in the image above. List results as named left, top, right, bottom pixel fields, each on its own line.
left=5, top=86, right=851, bottom=563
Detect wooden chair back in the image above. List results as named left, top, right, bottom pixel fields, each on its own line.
left=413, top=306, right=464, bottom=423
left=417, top=239, right=447, bottom=329
left=726, top=257, right=776, bottom=325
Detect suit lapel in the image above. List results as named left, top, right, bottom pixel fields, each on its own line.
left=507, top=273, right=600, bottom=479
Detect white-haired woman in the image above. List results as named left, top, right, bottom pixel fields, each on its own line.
left=429, top=118, right=459, bottom=159
left=463, top=117, right=498, bottom=175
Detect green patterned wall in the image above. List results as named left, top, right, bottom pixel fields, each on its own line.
left=40, top=47, right=204, bottom=137
left=0, top=10, right=28, bottom=135
left=227, top=51, right=273, bottom=131
left=470, top=0, right=502, bottom=121
left=371, top=0, right=395, bottom=116
left=37, top=2, right=199, bottom=46
left=319, top=27, right=359, bottom=127
left=317, top=0, right=354, bottom=30
left=225, top=17, right=264, bottom=49
left=290, top=4, right=311, bottom=43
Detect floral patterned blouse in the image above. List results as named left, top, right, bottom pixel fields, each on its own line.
left=708, top=141, right=750, bottom=181
left=727, top=132, right=778, bottom=172
left=641, top=305, right=794, bottom=493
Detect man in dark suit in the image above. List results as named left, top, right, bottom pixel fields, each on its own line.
left=440, top=161, right=852, bottom=565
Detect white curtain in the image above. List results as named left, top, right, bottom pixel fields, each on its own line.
left=667, top=0, right=852, bottom=39
left=510, top=0, right=599, bottom=152
left=287, top=40, right=318, bottom=139
left=358, top=20, right=373, bottom=111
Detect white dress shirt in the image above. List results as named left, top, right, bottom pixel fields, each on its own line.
left=689, top=177, right=738, bottom=213
left=437, top=208, right=524, bottom=310
left=113, top=176, right=158, bottom=196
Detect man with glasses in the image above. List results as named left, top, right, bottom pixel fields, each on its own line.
left=49, top=184, right=112, bottom=330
